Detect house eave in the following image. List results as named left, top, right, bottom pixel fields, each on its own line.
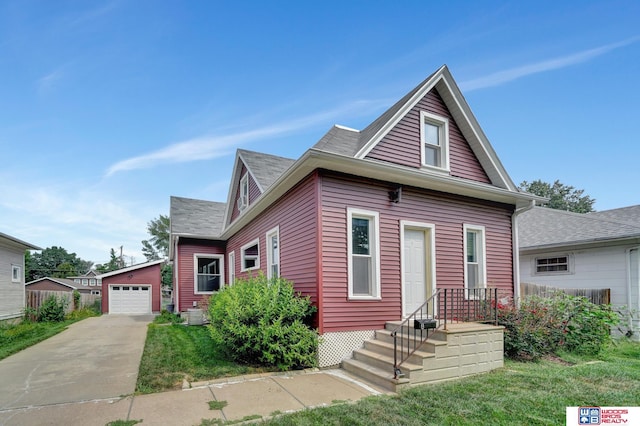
left=520, top=235, right=640, bottom=254
left=95, top=259, right=166, bottom=279
left=221, top=149, right=541, bottom=239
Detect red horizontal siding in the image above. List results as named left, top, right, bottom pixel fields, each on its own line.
left=366, top=88, right=491, bottom=184
left=320, top=171, right=513, bottom=333
left=176, top=240, right=225, bottom=312
left=226, top=173, right=318, bottom=305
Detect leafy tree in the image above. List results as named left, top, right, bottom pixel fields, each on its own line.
left=519, top=179, right=596, bottom=213
left=161, top=264, right=173, bottom=289
left=95, top=248, right=124, bottom=273
left=141, top=214, right=169, bottom=261
left=26, top=246, right=93, bottom=281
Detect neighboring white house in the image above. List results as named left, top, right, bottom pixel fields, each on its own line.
left=0, top=232, right=41, bottom=322
left=518, top=206, right=640, bottom=340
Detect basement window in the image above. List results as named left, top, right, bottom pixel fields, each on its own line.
left=535, top=255, right=571, bottom=274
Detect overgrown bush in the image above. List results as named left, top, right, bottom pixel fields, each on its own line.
left=498, top=292, right=619, bottom=360
left=72, top=290, right=81, bottom=310
left=208, top=274, right=318, bottom=370
left=38, top=295, right=67, bottom=322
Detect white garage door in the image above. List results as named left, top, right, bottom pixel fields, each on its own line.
left=109, top=285, right=151, bottom=314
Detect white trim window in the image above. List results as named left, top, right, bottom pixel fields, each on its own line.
left=228, top=251, right=236, bottom=285
left=420, top=111, right=449, bottom=171
left=82, top=278, right=89, bottom=286
left=194, top=254, right=224, bottom=294
left=238, top=173, right=249, bottom=212
left=266, top=226, right=280, bottom=279
left=535, top=255, right=571, bottom=274
left=463, top=224, right=486, bottom=297
left=89, top=279, right=96, bottom=286
left=347, top=208, right=381, bottom=299
left=11, top=265, right=21, bottom=283
left=241, top=239, right=260, bottom=272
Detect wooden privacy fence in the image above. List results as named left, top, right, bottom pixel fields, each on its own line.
left=26, top=290, right=101, bottom=314
left=520, top=282, right=611, bottom=305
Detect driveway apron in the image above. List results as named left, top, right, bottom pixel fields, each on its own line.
left=0, top=315, right=152, bottom=410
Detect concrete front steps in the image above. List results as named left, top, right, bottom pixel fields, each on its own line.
left=341, top=321, right=504, bottom=392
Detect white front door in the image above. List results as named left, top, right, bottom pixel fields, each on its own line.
left=402, top=223, right=435, bottom=318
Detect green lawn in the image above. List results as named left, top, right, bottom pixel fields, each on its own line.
left=258, top=340, right=640, bottom=426
left=0, top=308, right=99, bottom=361
left=136, top=323, right=276, bottom=394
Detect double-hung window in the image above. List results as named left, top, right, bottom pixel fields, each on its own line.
left=420, top=111, right=449, bottom=171
left=464, top=225, right=486, bottom=298
left=266, top=226, right=280, bottom=279
left=238, top=173, right=249, bottom=212
left=228, top=251, right=236, bottom=285
left=194, top=254, right=224, bottom=294
left=11, top=265, right=21, bottom=283
left=241, top=239, right=260, bottom=271
left=347, top=208, right=381, bottom=299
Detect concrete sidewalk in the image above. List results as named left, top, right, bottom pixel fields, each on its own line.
left=0, top=368, right=389, bottom=426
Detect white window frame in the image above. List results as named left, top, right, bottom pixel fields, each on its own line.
left=82, top=278, right=89, bottom=286
left=266, top=226, right=280, bottom=279
left=534, top=254, right=573, bottom=275
left=238, top=173, right=249, bottom=212
left=89, top=278, right=96, bottom=286
left=11, top=264, right=21, bottom=283
left=463, top=224, right=486, bottom=299
left=347, top=208, right=381, bottom=300
left=241, top=238, right=260, bottom=272
left=420, top=111, right=450, bottom=172
left=228, top=251, right=236, bottom=285
left=193, top=254, right=225, bottom=294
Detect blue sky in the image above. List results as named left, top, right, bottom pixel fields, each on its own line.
left=1, top=0, right=639, bottom=266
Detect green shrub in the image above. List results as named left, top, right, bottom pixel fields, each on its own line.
left=65, top=307, right=99, bottom=321
left=72, top=290, right=81, bottom=310
left=498, top=292, right=619, bottom=360
left=208, top=274, right=318, bottom=370
left=38, top=295, right=67, bottom=322
left=153, top=310, right=185, bottom=324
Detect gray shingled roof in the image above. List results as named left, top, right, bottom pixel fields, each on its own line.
left=519, top=206, right=640, bottom=249
left=312, top=125, right=362, bottom=156
left=588, top=205, right=640, bottom=225
left=26, top=277, right=78, bottom=289
left=312, top=69, right=440, bottom=158
left=170, top=196, right=226, bottom=238
left=238, top=149, right=296, bottom=191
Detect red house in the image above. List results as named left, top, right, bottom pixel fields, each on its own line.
left=170, top=66, right=540, bottom=381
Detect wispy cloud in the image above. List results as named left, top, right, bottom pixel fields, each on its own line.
left=460, top=36, right=640, bottom=91
left=36, top=68, right=64, bottom=93
left=105, top=99, right=388, bottom=176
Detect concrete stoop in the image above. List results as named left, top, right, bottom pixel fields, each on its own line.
left=341, top=322, right=504, bottom=392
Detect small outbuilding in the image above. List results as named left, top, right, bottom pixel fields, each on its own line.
left=98, top=260, right=164, bottom=314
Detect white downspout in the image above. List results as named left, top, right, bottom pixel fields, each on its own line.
left=512, top=200, right=536, bottom=307
left=174, top=236, right=179, bottom=313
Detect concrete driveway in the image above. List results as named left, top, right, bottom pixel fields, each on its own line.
left=0, top=315, right=152, bottom=411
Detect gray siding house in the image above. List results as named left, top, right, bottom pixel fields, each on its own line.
left=518, top=206, right=640, bottom=340
left=0, top=232, right=41, bottom=321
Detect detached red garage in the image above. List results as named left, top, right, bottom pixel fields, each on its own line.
left=98, top=260, right=164, bottom=314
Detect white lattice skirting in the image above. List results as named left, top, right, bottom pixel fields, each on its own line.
left=318, top=330, right=375, bottom=367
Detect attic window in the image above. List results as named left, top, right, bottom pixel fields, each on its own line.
left=420, top=111, right=449, bottom=171
left=238, top=173, right=249, bottom=212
